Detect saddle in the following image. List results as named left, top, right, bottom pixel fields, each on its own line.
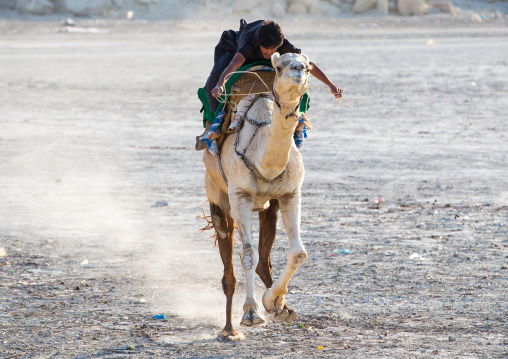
left=217, top=65, right=276, bottom=147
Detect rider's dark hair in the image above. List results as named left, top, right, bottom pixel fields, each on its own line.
left=257, top=20, right=284, bottom=48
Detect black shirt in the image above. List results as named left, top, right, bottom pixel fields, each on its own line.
left=236, top=19, right=301, bottom=61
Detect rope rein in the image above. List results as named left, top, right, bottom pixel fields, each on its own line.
left=217, top=70, right=353, bottom=122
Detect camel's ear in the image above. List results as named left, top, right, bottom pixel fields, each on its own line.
left=271, top=52, right=281, bottom=68
left=301, top=53, right=310, bottom=65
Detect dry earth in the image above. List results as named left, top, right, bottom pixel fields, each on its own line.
left=0, top=17, right=507, bottom=358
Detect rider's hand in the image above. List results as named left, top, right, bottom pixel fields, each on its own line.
left=212, top=86, right=224, bottom=99
left=329, top=85, right=343, bottom=99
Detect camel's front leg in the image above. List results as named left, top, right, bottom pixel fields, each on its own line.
left=229, top=189, right=265, bottom=328
left=262, top=192, right=307, bottom=322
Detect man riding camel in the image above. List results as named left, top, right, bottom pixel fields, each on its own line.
left=197, top=19, right=343, bottom=150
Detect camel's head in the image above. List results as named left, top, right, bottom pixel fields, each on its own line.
left=271, top=52, right=310, bottom=101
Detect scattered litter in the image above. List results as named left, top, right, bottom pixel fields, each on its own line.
left=470, top=14, right=484, bottom=23
left=60, top=18, right=75, bottom=27
left=449, top=335, right=456, bottom=341
left=370, top=197, right=384, bottom=209
left=152, top=314, right=166, bottom=320
left=80, top=259, right=89, bottom=265
left=0, top=248, right=7, bottom=257
left=125, top=11, right=134, bottom=19
left=60, top=27, right=110, bottom=34
left=317, top=346, right=323, bottom=349
left=409, top=253, right=427, bottom=261
left=334, top=249, right=352, bottom=255
left=426, top=38, right=435, bottom=45
left=111, top=346, right=140, bottom=354
left=152, top=200, right=168, bottom=207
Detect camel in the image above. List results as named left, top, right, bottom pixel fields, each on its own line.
left=203, top=52, right=311, bottom=341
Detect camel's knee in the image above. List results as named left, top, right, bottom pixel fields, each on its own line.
left=255, top=257, right=272, bottom=276
left=289, top=250, right=307, bottom=270
left=240, top=243, right=259, bottom=271
left=222, top=272, right=236, bottom=296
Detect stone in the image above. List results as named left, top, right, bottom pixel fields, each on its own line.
left=136, top=0, right=158, bottom=5
left=51, top=0, right=67, bottom=12
left=352, top=0, right=376, bottom=13
left=271, top=2, right=286, bottom=17
left=318, top=0, right=342, bottom=16
left=287, top=3, right=308, bottom=14
left=377, top=0, right=389, bottom=14
left=309, top=0, right=322, bottom=14
left=0, top=0, right=16, bottom=9
left=398, top=0, right=428, bottom=16
left=15, top=0, right=53, bottom=15
left=431, top=0, right=457, bottom=15
left=234, top=0, right=253, bottom=13
left=292, top=0, right=312, bottom=7
left=64, top=0, right=114, bottom=16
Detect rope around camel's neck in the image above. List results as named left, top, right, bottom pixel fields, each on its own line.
left=253, top=87, right=304, bottom=179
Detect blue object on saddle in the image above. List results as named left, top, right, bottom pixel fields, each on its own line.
left=199, top=109, right=224, bottom=156
left=294, top=116, right=308, bottom=149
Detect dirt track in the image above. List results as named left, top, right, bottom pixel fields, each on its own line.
left=0, top=18, right=507, bottom=358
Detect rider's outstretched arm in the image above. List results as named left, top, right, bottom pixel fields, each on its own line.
left=309, top=61, right=343, bottom=99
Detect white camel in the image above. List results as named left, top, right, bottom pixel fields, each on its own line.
left=203, top=52, right=310, bottom=340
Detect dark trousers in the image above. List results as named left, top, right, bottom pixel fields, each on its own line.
left=205, top=30, right=238, bottom=115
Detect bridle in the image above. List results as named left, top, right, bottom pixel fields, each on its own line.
left=271, top=89, right=303, bottom=120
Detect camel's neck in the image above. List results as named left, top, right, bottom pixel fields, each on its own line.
left=255, top=91, right=301, bottom=179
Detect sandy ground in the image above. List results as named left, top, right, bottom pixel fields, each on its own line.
left=0, top=17, right=507, bottom=358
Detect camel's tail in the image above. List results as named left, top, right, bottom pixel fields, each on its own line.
left=198, top=200, right=236, bottom=246
left=198, top=200, right=218, bottom=246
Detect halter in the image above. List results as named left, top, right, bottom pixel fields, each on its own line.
left=271, top=90, right=303, bottom=120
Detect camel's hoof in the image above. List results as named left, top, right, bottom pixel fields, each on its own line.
left=240, top=309, right=266, bottom=327
left=217, top=330, right=243, bottom=342
left=262, top=289, right=285, bottom=314
left=262, top=289, right=275, bottom=313
left=274, top=309, right=298, bottom=323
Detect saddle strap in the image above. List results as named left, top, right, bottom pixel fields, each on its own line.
left=218, top=151, right=228, bottom=186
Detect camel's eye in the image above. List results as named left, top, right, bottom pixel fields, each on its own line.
left=276, top=66, right=282, bottom=73
left=290, top=63, right=308, bottom=72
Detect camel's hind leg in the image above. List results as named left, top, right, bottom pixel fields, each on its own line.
left=205, top=173, right=240, bottom=341
left=257, top=199, right=298, bottom=323
left=256, top=199, right=279, bottom=289
left=210, top=202, right=240, bottom=341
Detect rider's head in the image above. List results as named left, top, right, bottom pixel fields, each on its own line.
left=257, top=20, right=284, bottom=59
